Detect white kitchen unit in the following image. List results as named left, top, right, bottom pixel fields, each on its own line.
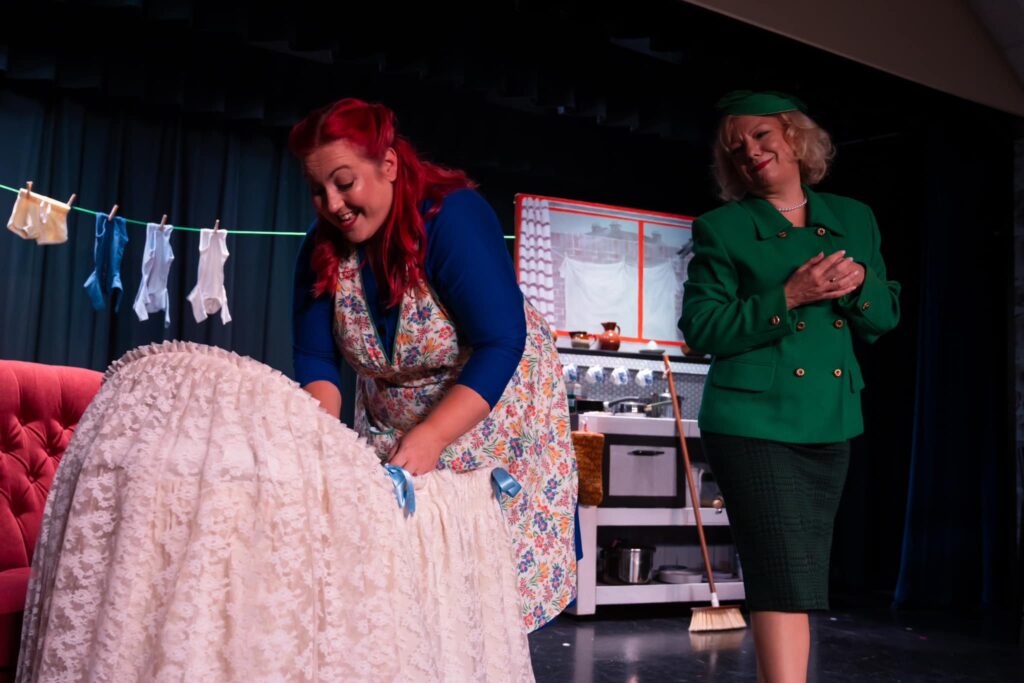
left=568, top=412, right=745, bottom=616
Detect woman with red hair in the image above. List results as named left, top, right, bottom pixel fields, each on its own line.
left=16, top=99, right=575, bottom=682
left=291, top=98, right=578, bottom=630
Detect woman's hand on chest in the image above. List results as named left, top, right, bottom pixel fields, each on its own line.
left=783, top=250, right=864, bottom=309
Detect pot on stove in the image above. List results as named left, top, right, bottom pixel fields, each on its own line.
left=643, top=398, right=676, bottom=418
left=603, top=396, right=679, bottom=417
left=604, top=397, right=645, bottom=414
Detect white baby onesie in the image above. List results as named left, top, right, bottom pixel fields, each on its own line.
left=7, top=188, right=71, bottom=245
left=186, top=228, right=232, bottom=324
left=133, top=223, right=175, bottom=327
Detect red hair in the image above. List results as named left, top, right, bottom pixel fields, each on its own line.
left=289, top=98, right=474, bottom=307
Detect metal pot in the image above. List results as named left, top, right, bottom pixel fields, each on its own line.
left=602, top=542, right=655, bottom=584
left=644, top=399, right=675, bottom=418
left=603, top=397, right=643, bottom=414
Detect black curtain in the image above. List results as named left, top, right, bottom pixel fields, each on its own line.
left=892, top=102, right=1018, bottom=616
left=0, top=87, right=314, bottom=379
left=824, top=131, right=922, bottom=606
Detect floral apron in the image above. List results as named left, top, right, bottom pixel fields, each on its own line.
left=332, top=252, right=578, bottom=631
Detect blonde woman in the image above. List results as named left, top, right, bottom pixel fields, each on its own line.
left=680, top=91, right=900, bottom=683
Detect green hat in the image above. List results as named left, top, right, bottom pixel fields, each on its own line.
left=715, top=90, right=807, bottom=116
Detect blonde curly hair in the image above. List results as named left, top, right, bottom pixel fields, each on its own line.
left=712, top=111, right=836, bottom=202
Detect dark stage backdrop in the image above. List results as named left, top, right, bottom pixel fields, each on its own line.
left=0, top=88, right=312, bottom=379
left=0, top=0, right=1019, bottom=628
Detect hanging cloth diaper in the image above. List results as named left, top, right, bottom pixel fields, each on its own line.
left=187, top=228, right=232, bottom=324
left=7, top=188, right=71, bottom=245
left=132, top=222, right=175, bottom=327
left=559, top=256, right=638, bottom=336
left=626, top=259, right=682, bottom=341
left=83, top=214, right=129, bottom=311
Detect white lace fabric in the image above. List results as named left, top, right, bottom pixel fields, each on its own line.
left=17, top=342, right=534, bottom=683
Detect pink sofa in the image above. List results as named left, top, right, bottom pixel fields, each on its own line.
left=0, top=360, right=102, bottom=674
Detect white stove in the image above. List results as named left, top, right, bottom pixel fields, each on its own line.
left=578, top=411, right=700, bottom=438
left=576, top=412, right=703, bottom=508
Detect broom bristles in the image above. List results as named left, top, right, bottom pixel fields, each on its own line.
left=688, top=628, right=747, bottom=651
left=689, top=605, right=747, bottom=632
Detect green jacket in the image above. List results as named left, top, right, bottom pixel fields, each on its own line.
left=679, top=187, right=900, bottom=443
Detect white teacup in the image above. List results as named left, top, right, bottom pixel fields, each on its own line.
left=635, top=368, right=655, bottom=387
left=584, top=366, right=606, bottom=385
left=609, top=367, right=630, bottom=386
left=562, top=363, right=579, bottom=384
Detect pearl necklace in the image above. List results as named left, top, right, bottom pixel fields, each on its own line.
left=775, top=196, right=807, bottom=213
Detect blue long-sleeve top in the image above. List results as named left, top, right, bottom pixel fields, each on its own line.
left=292, top=189, right=526, bottom=408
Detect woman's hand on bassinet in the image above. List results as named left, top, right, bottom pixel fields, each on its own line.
left=387, top=385, right=490, bottom=475
left=388, top=423, right=445, bottom=476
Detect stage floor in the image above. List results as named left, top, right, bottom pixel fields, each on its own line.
left=529, top=606, right=1023, bottom=682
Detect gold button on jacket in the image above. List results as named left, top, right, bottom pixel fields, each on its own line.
left=680, top=186, right=901, bottom=443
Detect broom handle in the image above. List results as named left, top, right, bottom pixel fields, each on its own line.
left=663, top=355, right=718, bottom=596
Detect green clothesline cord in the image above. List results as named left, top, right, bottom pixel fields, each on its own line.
left=1, top=183, right=306, bottom=236
left=1, top=183, right=517, bottom=239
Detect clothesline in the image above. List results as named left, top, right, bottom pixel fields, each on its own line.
left=1, top=183, right=306, bottom=236
left=1, top=183, right=517, bottom=239
left=5, top=179, right=526, bottom=330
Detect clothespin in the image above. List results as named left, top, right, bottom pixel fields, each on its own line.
left=108, top=204, right=119, bottom=221
left=24, top=181, right=33, bottom=197
left=213, top=219, right=221, bottom=232
left=159, top=214, right=168, bottom=231
left=66, top=193, right=76, bottom=208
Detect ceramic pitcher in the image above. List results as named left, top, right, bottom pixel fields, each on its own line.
left=597, top=321, right=621, bottom=351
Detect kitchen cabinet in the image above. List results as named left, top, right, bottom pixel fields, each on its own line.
left=568, top=413, right=745, bottom=616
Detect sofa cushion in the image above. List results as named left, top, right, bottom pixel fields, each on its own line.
left=0, top=568, right=30, bottom=615
left=0, top=567, right=29, bottom=666
left=0, top=362, right=101, bottom=573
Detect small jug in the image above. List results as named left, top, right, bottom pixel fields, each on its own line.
left=597, top=321, right=621, bottom=351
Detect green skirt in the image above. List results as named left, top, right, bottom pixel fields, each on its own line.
left=701, top=432, right=850, bottom=612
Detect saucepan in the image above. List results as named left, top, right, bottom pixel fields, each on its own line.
left=603, top=395, right=680, bottom=417
left=644, top=391, right=683, bottom=418
left=604, top=397, right=644, bottom=414
left=602, top=540, right=655, bottom=584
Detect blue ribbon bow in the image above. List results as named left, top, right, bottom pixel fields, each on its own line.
left=491, top=468, right=522, bottom=502
left=385, top=466, right=520, bottom=517
left=384, top=464, right=416, bottom=517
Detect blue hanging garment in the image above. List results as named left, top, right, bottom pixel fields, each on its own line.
left=83, top=214, right=129, bottom=311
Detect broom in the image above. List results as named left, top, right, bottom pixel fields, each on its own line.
left=663, top=354, right=746, bottom=632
